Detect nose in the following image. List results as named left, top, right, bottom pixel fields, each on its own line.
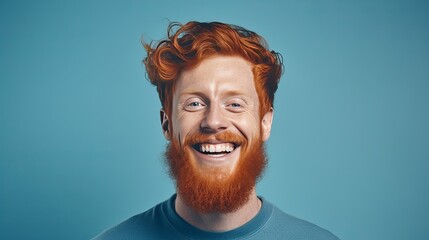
left=200, top=105, right=229, bottom=133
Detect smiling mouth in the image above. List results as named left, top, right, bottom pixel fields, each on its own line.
left=192, top=143, right=238, bottom=155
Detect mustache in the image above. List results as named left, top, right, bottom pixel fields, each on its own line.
left=184, top=131, right=246, bottom=146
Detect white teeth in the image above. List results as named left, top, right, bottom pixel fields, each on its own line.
left=215, top=145, right=221, bottom=152
left=199, top=143, right=235, bottom=153
left=226, top=146, right=232, bottom=152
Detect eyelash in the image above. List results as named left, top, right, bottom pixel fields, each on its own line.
left=183, top=99, right=245, bottom=112
left=188, top=102, right=203, bottom=107
left=184, top=100, right=206, bottom=111
left=228, top=103, right=241, bottom=108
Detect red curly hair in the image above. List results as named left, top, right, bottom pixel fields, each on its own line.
left=143, top=21, right=283, bottom=118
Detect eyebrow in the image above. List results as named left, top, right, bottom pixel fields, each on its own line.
left=179, top=89, right=250, bottom=98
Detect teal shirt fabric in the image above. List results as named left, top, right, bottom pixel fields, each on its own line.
left=92, top=194, right=339, bottom=240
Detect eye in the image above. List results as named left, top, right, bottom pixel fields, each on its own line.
left=229, top=103, right=241, bottom=108
left=226, top=99, right=246, bottom=112
left=184, top=99, right=206, bottom=111
left=188, top=102, right=202, bottom=107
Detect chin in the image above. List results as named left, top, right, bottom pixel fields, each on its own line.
left=165, top=131, right=267, bottom=213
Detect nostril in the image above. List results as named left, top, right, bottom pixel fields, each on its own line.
left=201, top=111, right=229, bottom=132
left=201, top=122, right=228, bottom=132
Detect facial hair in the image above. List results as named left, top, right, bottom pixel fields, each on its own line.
left=165, top=131, right=267, bottom=214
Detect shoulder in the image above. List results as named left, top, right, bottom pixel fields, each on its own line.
left=91, top=202, right=168, bottom=240
left=258, top=198, right=340, bottom=240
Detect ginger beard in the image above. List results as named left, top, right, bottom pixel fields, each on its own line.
left=165, top=130, right=267, bottom=214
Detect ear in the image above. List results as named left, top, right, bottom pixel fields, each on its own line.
left=261, top=108, right=274, bottom=142
left=160, top=109, right=171, bottom=141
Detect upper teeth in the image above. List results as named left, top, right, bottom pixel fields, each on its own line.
left=200, top=143, right=234, bottom=153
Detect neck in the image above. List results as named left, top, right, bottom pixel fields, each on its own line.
left=175, top=189, right=261, bottom=232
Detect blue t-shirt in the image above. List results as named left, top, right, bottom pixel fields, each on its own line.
left=92, top=194, right=339, bottom=240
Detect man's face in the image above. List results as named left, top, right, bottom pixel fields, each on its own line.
left=163, top=55, right=273, bottom=213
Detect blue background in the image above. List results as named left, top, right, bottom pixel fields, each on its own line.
left=1, top=0, right=428, bottom=239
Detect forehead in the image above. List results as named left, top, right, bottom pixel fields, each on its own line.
left=175, top=56, right=257, bottom=97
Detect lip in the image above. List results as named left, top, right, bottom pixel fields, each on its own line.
left=192, top=142, right=237, bottom=153
left=190, top=144, right=240, bottom=166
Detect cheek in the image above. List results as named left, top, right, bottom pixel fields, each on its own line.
left=173, top=115, right=201, bottom=143
left=231, top=113, right=261, bottom=139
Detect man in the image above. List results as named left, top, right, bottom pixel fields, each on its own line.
left=93, top=21, right=339, bottom=239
